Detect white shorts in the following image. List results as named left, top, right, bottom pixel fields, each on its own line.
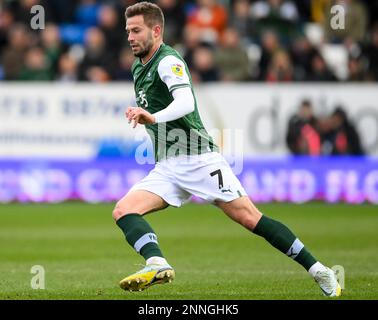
left=128, top=152, right=247, bottom=207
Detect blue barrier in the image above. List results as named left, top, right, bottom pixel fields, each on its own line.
left=0, top=157, right=377, bottom=204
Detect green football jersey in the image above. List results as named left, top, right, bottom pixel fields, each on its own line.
left=131, top=43, right=218, bottom=162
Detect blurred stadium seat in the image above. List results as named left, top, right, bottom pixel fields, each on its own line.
left=59, top=24, right=88, bottom=45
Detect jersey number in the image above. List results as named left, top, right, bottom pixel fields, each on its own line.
left=210, top=169, right=223, bottom=189
left=137, top=89, right=148, bottom=109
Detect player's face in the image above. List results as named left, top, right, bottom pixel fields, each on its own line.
left=126, top=15, right=154, bottom=58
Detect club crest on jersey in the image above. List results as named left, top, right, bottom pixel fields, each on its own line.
left=171, top=64, right=183, bottom=77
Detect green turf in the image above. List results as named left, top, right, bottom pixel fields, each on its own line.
left=0, top=202, right=377, bottom=300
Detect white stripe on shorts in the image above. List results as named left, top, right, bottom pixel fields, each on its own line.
left=134, top=233, right=158, bottom=253
left=286, top=238, right=304, bottom=259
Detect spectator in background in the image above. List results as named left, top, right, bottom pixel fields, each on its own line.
left=79, top=27, right=114, bottom=81
left=258, top=30, right=282, bottom=80
left=343, top=37, right=363, bottom=61
left=321, top=106, right=364, bottom=155
left=229, top=0, right=255, bottom=45
left=363, top=24, right=378, bottom=81
left=311, top=0, right=330, bottom=24
left=324, top=0, right=367, bottom=43
left=98, top=4, right=125, bottom=56
left=361, top=0, right=378, bottom=27
left=56, top=53, right=78, bottom=82
left=307, top=53, right=337, bottom=81
left=119, top=0, right=139, bottom=8
left=18, top=46, right=53, bottom=81
left=293, top=0, right=312, bottom=22
left=250, top=0, right=300, bottom=43
left=84, top=66, right=110, bottom=82
left=286, top=99, right=321, bottom=155
left=347, top=56, right=368, bottom=82
left=290, top=36, right=317, bottom=81
left=1, top=24, right=31, bottom=80
left=179, top=24, right=203, bottom=71
left=215, top=27, right=250, bottom=81
left=265, top=49, right=294, bottom=82
left=0, top=7, right=14, bottom=53
left=0, top=7, right=14, bottom=79
left=41, top=0, right=76, bottom=24
left=10, top=0, right=41, bottom=25
left=115, top=47, right=134, bottom=81
left=0, top=0, right=377, bottom=83
left=191, top=45, right=220, bottom=82
left=187, top=0, right=228, bottom=45
left=157, top=0, right=186, bottom=46
left=41, top=24, right=64, bottom=79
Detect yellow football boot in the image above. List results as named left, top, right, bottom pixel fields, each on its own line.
left=119, top=264, right=175, bottom=292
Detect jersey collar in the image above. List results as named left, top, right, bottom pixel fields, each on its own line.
left=140, top=43, right=165, bottom=67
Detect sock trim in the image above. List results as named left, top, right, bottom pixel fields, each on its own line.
left=134, top=233, right=158, bottom=253
left=146, top=257, right=168, bottom=266
left=308, top=261, right=327, bottom=277
left=286, top=238, right=304, bottom=259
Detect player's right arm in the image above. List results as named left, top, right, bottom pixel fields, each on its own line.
left=126, top=54, right=196, bottom=128
left=125, top=85, right=194, bottom=127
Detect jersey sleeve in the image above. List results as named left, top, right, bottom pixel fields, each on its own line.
left=157, top=55, right=191, bottom=93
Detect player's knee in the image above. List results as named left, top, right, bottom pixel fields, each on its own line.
left=238, top=206, right=262, bottom=230
left=239, top=214, right=257, bottom=230
left=112, top=202, right=132, bottom=221
left=112, top=201, right=144, bottom=221
left=112, top=203, right=124, bottom=221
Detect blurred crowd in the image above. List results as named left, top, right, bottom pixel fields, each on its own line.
left=0, top=0, right=378, bottom=82
left=286, top=100, right=364, bottom=156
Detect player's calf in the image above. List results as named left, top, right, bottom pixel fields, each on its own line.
left=113, top=191, right=174, bottom=292
left=217, top=197, right=341, bottom=297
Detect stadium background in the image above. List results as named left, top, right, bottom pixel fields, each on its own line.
left=0, top=0, right=377, bottom=300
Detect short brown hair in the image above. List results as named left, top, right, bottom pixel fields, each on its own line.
left=125, top=2, right=164, bottom=30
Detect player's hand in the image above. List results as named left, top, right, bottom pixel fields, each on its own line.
left=125, top=106, right=156, bottom=128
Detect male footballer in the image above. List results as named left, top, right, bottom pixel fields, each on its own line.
left=113, top=1, right=341, bottom=297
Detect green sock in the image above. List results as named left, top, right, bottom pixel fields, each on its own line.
left=116, top=214, right=164, bottom=260
left=253, top=215, right=317, bottom=271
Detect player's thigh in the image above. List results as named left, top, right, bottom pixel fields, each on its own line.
left=174, top=152, right=246, bottom=203
left=215, top=196, right=263, bottom=230
left=112, top=190, right=168, bottom=221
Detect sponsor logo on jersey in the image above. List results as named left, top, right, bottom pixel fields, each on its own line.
left=171, top=64, right=183, bottom=77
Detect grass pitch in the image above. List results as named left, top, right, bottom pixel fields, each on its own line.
left=0, top=202, right=377, bottom=300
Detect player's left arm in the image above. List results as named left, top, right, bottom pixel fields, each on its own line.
left=153, top=56, right=195, bottom=122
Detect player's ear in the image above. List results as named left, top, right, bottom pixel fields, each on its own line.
left=152, top=25, right=161, bottom=38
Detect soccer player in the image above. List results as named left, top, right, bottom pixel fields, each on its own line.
left=113, top=2, right=341, bottom=297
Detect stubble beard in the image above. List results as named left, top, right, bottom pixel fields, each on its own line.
left=133, top=33, right=154, bottom=59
